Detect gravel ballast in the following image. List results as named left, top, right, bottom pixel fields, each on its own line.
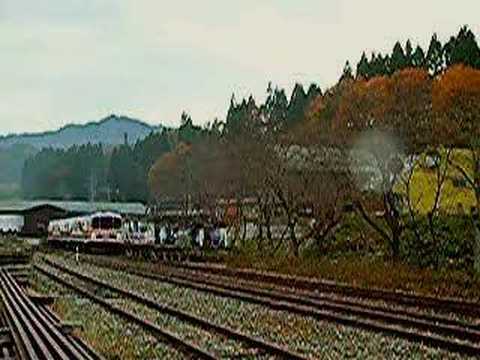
left=41, top=255, right=476, bottom=359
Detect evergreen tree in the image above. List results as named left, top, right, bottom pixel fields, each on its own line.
left=426, top=33, right=445, bottom=75
left=134, top=131, right=172, bottom=174
left=21, top=144, right=110, bottom=201
left=370, top=53, right=389, bottom=76
left=247, top=95, right=258, bottom=117
left=225, top=93, right=262, bottom=136
left=133, top=131, right=173, bottom=201
left=405, top=40, right=414, bottom=67
left=339, top=61, right=354, bottom=82
left=390, top=42, right=408, bottom=73
left=206, top=118, right=224, bottom=138
left=412, top=45, right=426, bottom=68
left=444, top=26, right=480, bottom=69
left=383, top=54, right=392, bottom=75
left=356, top=52, right=371, bottom=79
left=226, top=94, right=236, bottom=122
left=178, top=111, right=202, bottom=144
left=262, top=84, right=288, bottom=130
left=287, top=83, right=308, bottom=125
left=108, top=145, right=145, bottom=202
left=180, top=111, right=192, bottom=127
left=306, top=84, right=322, bottom=102
left=225, top=94, right=240, bottom=131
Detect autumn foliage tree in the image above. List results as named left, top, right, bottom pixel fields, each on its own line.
left=302, top=60, right=480, bottom=263
left=318, top=68, right=435, bottom=258
left=432, top=65, right=480, bottom=145
left=148, top=142, right=194, bottom=212
left=144, top=27, right=480, bottom=264
left=335, top=68, right=432, bottom=140
left=432, top=65, right=480, bottom=272
left=334, top=75, right=391, bottom=132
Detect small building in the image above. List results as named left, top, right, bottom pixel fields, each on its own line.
left=0, top=200, right=146, bottom=237
left=22, top=204, right=68, bottom=236
left=0, top=214, right=24, bottom=234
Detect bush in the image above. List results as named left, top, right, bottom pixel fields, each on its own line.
left=401, top=215, right=474, bottom=269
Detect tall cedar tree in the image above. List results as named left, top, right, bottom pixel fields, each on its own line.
left=287, top=83, right=308, bottom=125
left=339, top=61, right=354, bottom=82
left=356, top=52, right=371, bottom=79
left=444, top=26, right=480, bottom=69
left=390, top=42, right=408, bottom=73
left=262, top=83, right=289, bottom=131
left=412, top=45, right=426, bottom=68
left=426, top=33, right=445, bottom=75
left=405, top=40, right=414, bottom=67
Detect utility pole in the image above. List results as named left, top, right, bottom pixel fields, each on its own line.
left=89, top=171, right=97, bottom=203
left=106, top=185, right=111, bottom=202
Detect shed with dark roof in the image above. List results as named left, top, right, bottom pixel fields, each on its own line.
left=0, top=200, right=146, bottom=236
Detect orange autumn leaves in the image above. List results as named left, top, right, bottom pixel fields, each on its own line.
left=148, top=142, right=193, bottom=200
left=314, top=65, right=480, bottom=148
left=433, top=65, right=480, bottom=144
left=434, top=65, right=480, bottom=111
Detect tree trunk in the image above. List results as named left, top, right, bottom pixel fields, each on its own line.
left=474, top=220, right=480, bottom=276
left=384, top=191, right=402, bottom=259
left=292, top=243, right=299, bottom=258
left=474, top=188, right=480, bottom=276
left=391, top=230, right=400, bottom=259
left=241, top=217, right=247, bottom=243
left=266, top=221, right=273, bottom=246
left=289, top=220, right=299, bottom=257
left=474, top=154, right=480, bottom=276
left=256, top=223, right=264, bottom=251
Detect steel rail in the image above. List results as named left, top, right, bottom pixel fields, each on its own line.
left=4, top=271, right=91, bottom=359
left=2, top=270, right=67, bottom=359
left=82, top=257, right=480, bottom=356
left=87, top=257, right=480, bottom=338
left=0, top=269, right=95, bottom=359
left=44, top=258, right=308, bottom=360
left=172, top=261, right=480, bottom=316
left=159, top=269, right=480, bottom=342
left=0, top=327, right=15, bottom=360
left=32, top=305, right=105, bottom=360
left=34, top=264, right=219, bottom=360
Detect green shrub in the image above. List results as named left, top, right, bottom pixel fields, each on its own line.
left=401, top=215, right=474, bottom=269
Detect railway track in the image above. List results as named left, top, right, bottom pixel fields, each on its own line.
left=47, top=239, right=193, bottom=261
left=0, top=326, right=16, bottom=360
left=0, top=255, right=31, bottom=268
left=0, top=268, right=101, bottom=360
left=35, top=264, right=218, bottom=360
left=39, top=259, right=308, bottom=359
left=171, top=261, right=480, bottom=317
left=81, top=256, right=480, bottom=356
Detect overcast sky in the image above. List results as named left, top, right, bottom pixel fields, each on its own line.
left=1, top=0, right=479, bottom=134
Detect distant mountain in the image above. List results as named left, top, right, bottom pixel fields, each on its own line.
left=0, top=115, right=163, bottom=199
left=0, top=114, right=162, bottom=149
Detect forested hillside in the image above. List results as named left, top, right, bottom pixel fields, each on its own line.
left=352, top=25, right=480, bottom=79
left=0, top=115, right=161, bottom=199
left=21, top=88, right=319, bottom=202
left=0, top=114, right=160, bottom=149
left=20, top=26, right=480, bottom=213
left=15, top=25, right=480, bottom=272
left=145, top=26, right=480, bottom=268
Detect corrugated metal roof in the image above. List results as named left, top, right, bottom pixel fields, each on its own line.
left=0, top=200, right=146, bottom=215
